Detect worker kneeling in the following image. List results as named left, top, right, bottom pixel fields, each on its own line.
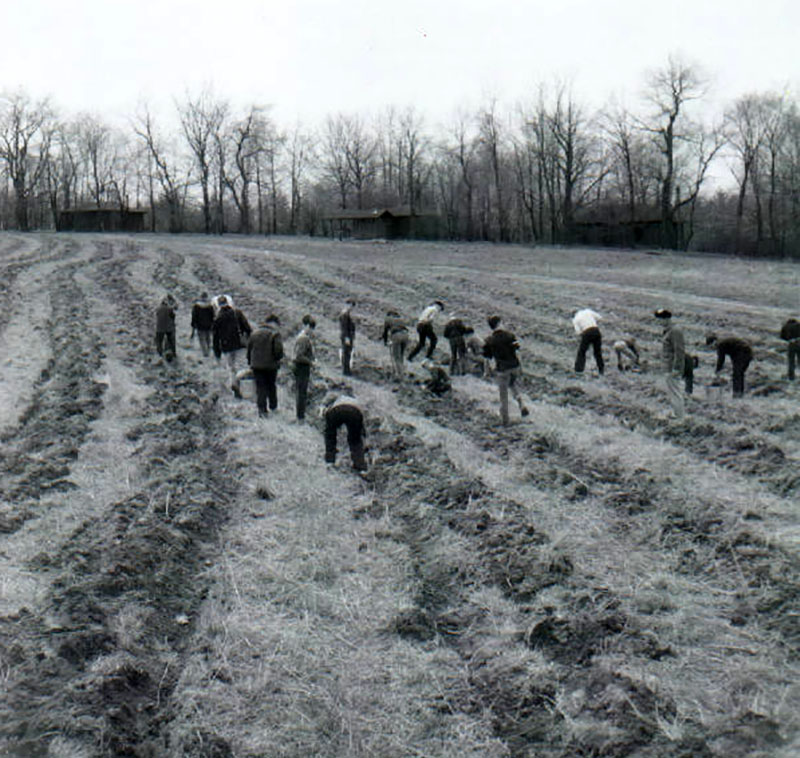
left=322, top=390, right=368, bottom=472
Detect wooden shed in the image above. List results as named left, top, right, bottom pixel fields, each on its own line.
left=59, top=207, right=147, bottom=232
left=323, top=207, right=440, bottom=240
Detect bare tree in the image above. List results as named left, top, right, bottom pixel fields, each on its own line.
left=0, top=91, right=56, bottom=230
left=640, top=55, right=708, bottom=248
left=133, top=104, right=188, bottom=232
left=178, top=88, right=228, bottom=234
left=223, top=105, right=271, bottom=234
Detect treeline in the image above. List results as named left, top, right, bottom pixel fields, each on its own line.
left=2, top=56, right=799, bottom=257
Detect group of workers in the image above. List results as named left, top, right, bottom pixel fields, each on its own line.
left=154, top=292, right=800, bottom=470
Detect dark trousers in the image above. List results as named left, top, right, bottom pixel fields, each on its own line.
left=341, top=340, right=353, bottom=375
left=155, top=331, right=176, bottom=360
left=253, top=368, right=278, bottom=414
left=788, top=339, right=800, bottom=380
left=294, top=363, right=311, bottom=420
left=731, top=355, right=751, bottom=398
left=408, top=322, right=437, bottom=360
left=324, top=405, right=366, bottom=470
left=575, top=327, right=604, bottom=374
left=683, top=355, right=695, bottom=395
left=448, top=336, right=466, bottom=374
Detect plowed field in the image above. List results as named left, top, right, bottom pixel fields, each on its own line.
left=1, top=233, right=798, bottom=757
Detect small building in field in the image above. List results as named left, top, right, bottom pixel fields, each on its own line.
left=573, top=217, right=686, bottom=249
left=323, top=207, right=440, bottom=240
left=58, top=207, right=148, bottom=233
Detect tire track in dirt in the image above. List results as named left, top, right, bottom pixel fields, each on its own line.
left=0, top=238, right=236, bottom=756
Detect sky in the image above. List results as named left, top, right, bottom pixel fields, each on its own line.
left=2, top=0, right=798, bottom=129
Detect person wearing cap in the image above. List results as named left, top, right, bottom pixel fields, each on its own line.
left=780, top=317, right=800, bottom=380
left=572, top=308, right=604, bottom=375
left=190, top=291, right=215, bottom=357
left=443, top=313, right=469, bottom=375
left=612, top=337, right=640, bottom=371
left=213, top=296, right=253, bottom=394
left=482, top=315, right=530, bottom=425
left=321, top=389, right=368, bottom=472
left=293, top=315, right=316, bottom=420
left=408, top=301, right=445, bottom=361
left=706, top=333, right=753, bottom=398
left=339, top=298, right=356, bottom=376
left=381, top=309, right=410, bottom=379
left=245, top=314, right=284, bottom=416
left=655, top=309, right=685, bottom=417
left=155, top=295, right=177, bottom=362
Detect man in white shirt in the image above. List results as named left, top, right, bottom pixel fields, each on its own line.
left=408, top=301, right=444, bottom=361
left=572, top=308, right=604, bottom=375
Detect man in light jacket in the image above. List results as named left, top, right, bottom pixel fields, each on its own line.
left=408, top=300, right=444, bottom=361
left=572, top=308, right=604, bottom=375
left=655, top=309, right=685, bottom=418
left=293, top=315, right=316, bottom=420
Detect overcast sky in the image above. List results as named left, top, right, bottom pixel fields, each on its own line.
left=3, top=0, right=798, bottom=127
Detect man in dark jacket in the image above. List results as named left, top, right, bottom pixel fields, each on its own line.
left=780, top=318, right=800, bottom=380
left=321, top=390, right=368, bottom=472
left=190, top=292, right=215, bottom=357
left=339, top=299, right=356, bottom=375
left=246, top=314, right=284, bottom=416
left=706, top=333, right=753, bottom=398
left=213, top=296, right=252, bottom=394
left=443, top=314, right=468, bottom=375
left=155, top=295, right=177, bottom=362
left=293, top=315, right=316, bottom=420
left=483, top=315, right=530, bottom=425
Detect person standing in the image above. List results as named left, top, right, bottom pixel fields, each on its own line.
left=706, top=333, right=753, bottom=398
left=213, top=296, right=252, bottom=395
left=246, top=314, right=284, bottom=416
left=780, top=317, right=800, bottom=380
left=655, top=309, right=685, bottom=418
left=190, top=291, right=215, bottom=357
left=408, top=300, right=444, bottom=361
left=443, top=314, right=468, bottom=375
left=572, top=308, right=604, bottom=375
left=322, top=390, right=368, bottom=472
left=293, top=315, right=316, bottom=420
left=339, top=298, right=356, bottom=376
left=482, top=315, right=530, bottom=425
left=155, top=295, right=177, bottom=362
left=382, top=309, right=409, bottom=379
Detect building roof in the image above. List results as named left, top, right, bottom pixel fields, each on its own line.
left=324, top=206, right=437, bottom=221
left=60, top=206, right=147, bottom=215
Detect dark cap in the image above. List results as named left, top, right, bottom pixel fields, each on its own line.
left=265, top=314, right=280, bottom=325
left=434, top=300, right=444, bottom=309
left=301, top=314, right=316, bottom=328
left=487, top=315, right=502, bottom=330
left=654, top=309, right=672, bottom=319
